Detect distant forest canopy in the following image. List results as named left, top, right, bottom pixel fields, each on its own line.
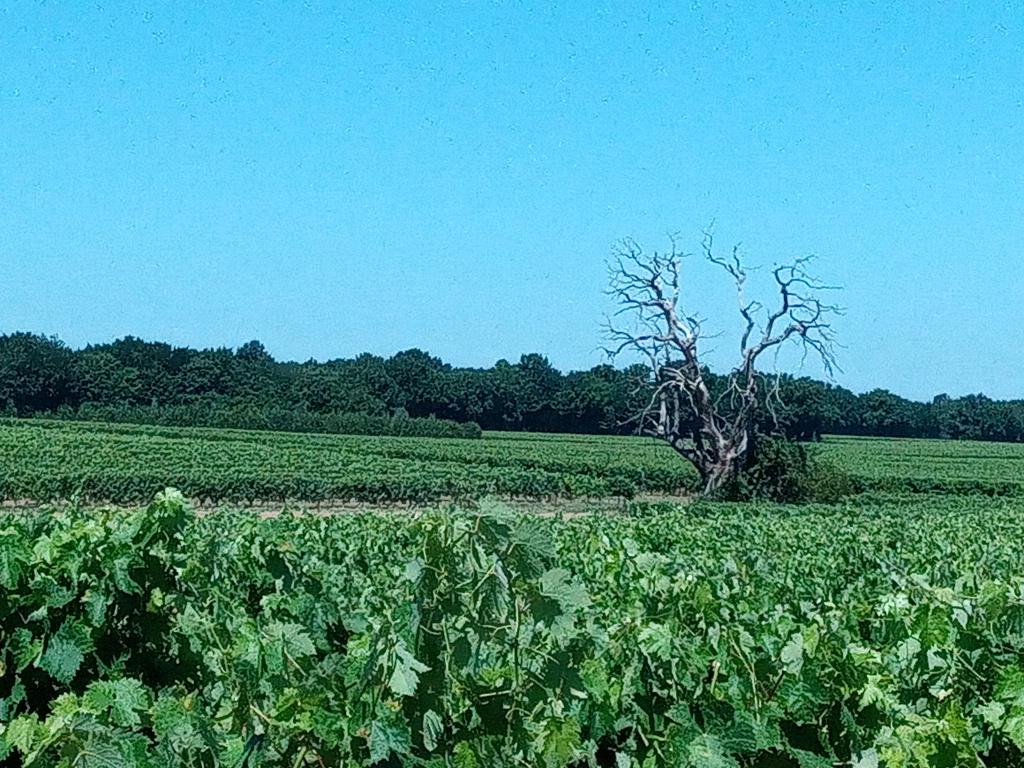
left=1, top=331, right=1022, bottom=442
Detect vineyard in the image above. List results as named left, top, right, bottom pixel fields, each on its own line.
left=819, top=435, right=1024, bottom=496
left=4, top=491, right=1024, bottom=765
left=4, top=420, right=1024, bottom=765
left=4, top=420, right=1024, bottom=507
left=0, top=420, right=694, bottom=505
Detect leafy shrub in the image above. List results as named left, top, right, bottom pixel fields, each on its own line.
left=722, top=435, right=857, bottom=503
left=803, top=455, right=862, bottom=502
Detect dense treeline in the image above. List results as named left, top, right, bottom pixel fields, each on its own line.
left=2, top=331, right=1023, bottom=441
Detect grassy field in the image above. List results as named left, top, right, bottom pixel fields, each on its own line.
left=4, top=419, right=1024, bottom=765
left=4, top=418, right=1024, bottom=505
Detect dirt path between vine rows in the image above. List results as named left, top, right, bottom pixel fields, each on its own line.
left=1, top=493, right=695, bottom=517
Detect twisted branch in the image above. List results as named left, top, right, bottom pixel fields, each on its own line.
left=604, top=230, right=841, bottom=493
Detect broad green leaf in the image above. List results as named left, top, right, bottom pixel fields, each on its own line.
left=1003, top=714, right=1024, bottom=749
left=0, top=531, right=25, bottom=589
left=39, top=637, right=85, bottom=684
left=976, top=700, right=1005, bottom=727
left=997, top=666, right=1024, bottom=708
left=684, top=734, right=738, bottom=768
left=539, top=568, right=591, bottom=613
left=10, top=628, right=41, bottom=672
left=83, top=678, right=149, bottom=728
left=851, top=748, right=879, bottom=768
left=539, top=717, right=581, bottom=768
left=422, top=709, right=443, bottom=752
left=388, top=642, right=429, bottom=698
left=781, top=632, right=805, bottom=675
left=4, top=715, right=38, bottom=754
left=370, top=717, right=411, bottom=763
left=62, top=738, right=127, bottom=768
left=453, top=741, right=480, bottom=768
left=268, top=621, right=316, bottom=659
left=638, top=622, right=673, bottom=662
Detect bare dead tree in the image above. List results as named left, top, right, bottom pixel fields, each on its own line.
left=605, top=230, right=840, bottom=496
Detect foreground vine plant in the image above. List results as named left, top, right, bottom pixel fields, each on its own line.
left=2, top=491, right=1024, bottom=765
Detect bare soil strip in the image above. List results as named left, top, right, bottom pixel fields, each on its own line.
left=1, top=493, right=694, bottom=517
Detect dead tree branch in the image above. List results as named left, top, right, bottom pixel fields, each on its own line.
left=605, top=231, right=840, bottom=495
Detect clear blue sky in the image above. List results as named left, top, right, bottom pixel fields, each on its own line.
left=2, top=2, right=1022, bottom=401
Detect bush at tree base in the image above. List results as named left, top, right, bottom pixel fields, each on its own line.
left=720, top=435, right=858, bottom=503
